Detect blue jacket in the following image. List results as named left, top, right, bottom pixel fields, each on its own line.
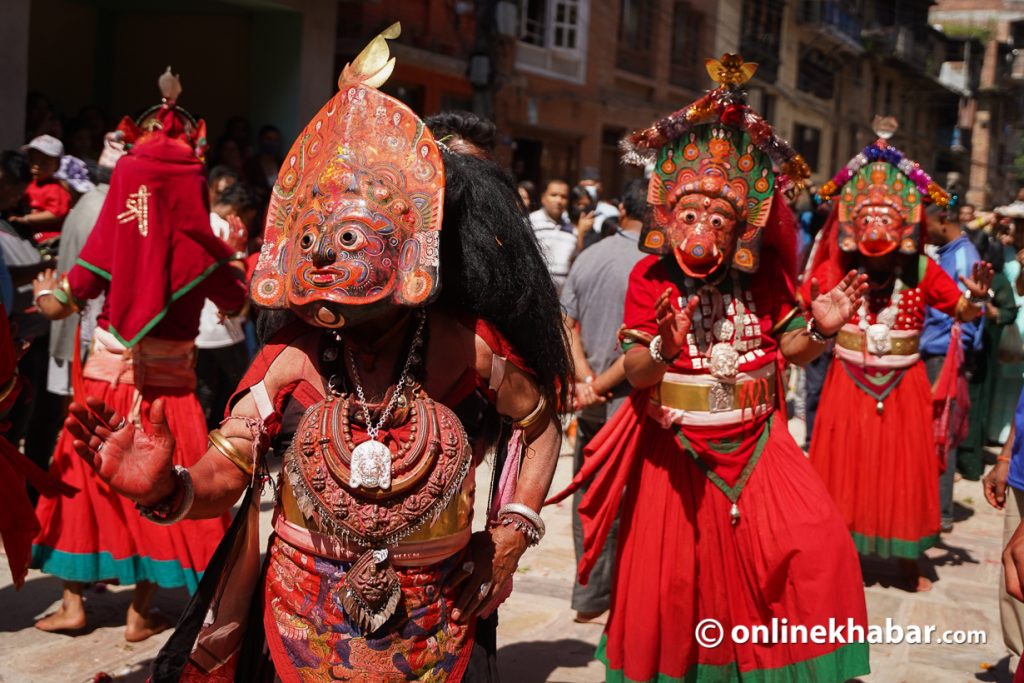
left=920, top=235, right=983, bottom=356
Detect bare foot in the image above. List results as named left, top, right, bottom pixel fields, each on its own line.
left=897, top=558, right=933, bottom=593
left=35, top=604, right=87, bottom=633
left=124, top=605, right=171, bottom=642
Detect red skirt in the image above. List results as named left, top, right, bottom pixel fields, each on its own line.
left=31, top=379, right=231, bottom=592
left=809, top=360, right=939, bottom=559
left=599, top=409, right=869, bottom=682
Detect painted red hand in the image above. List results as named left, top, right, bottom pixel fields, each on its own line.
left=656, top=289, right=699, bottom=360
left=65, top=397, right=177, bottom=506
left=809, top=270, right=868, bottom=337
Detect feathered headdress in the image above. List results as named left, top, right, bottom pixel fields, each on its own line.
left=624, top=54, right=810, bottom=273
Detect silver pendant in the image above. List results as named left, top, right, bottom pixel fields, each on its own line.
left=712, top=318, right=735, bottom=342
left=349, top=439, right=392, bottom=490
left=709, top=342, right=740, bottom=379
left=877, top=306, right=897, bottom=329
left=865, top=323, right=892, bottom=356
left=709, top=382, right=734, bottom=413
left=730, top=502, right=740, bottom=525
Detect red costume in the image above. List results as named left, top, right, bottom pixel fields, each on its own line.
left=806, top=133, right=965, bottom=558
left=31, top=74, right=241, bottom=592
left=550, top=55, right=869, bottom=682
left=149, top=26, right=569, bottom=682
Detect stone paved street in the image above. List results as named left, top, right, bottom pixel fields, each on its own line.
left=0, top=419, right=1016, bottom=682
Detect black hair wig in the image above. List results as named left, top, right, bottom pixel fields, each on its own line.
left=437, top=149, right=573, bottom=407
left=424, top=111, right=496, bottom=154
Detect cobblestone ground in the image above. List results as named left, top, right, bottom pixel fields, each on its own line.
left=0, top=419, right=1015, bottom=682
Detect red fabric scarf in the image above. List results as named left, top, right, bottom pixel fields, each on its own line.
left=76, top=133, right=233, bottom=347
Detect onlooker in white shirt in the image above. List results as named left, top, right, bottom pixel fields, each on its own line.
left=195, top=182, right=255, bottom=428
left=529, top=179, right=576, bottom=292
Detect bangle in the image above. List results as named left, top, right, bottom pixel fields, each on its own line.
left=32, top=289, right=53, bottom=308
left=209, top=429, right=254, bottom=476
left=497, top=503, right=545, bottom=545
left=513, top=393, right=548, bottom=430
left=53, top=276, right=81, bottom=313
left=998, top=455, right=1012, bottom=463
left=136, top=465, right=194, bottom=525
left=649, top=334, right=679, bottom=364
left=969, top=291, right=992, bottom=305
left=584, top=374, right=595, bottom=384
left=805, top=318, right=836, bottom=344
left=497, top=513, right=542, bottom=546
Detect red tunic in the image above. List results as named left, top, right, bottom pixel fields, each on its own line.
left=806, top=255, right=963, bottom=558
left=556, top=255, right=869, bottom=682
left=67, top=259, right=246, bottom=340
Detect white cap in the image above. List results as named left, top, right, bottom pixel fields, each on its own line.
left=21, top=134, right=64, bottom=158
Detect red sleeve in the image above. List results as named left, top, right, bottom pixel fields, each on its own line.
left=797, top=258, right=844, bottom=307
left=198, top=262, right=248, bottom=313
left=30, top=182, right=72, bottom=219
left=474, top=318, right=533, bottom=376
left=66, top=262, right=108, bottom=302
left=623, top=256, right=673, bottom=337
left=921, top=257, right=962, bottom=316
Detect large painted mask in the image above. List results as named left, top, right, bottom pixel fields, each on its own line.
left=819, top=131, right=949, bottom=257
left=647, top=125, right=774, bottom=278
left=251, top=24, right=444, bottom=328
left=623, top=54, right=809, bottom=278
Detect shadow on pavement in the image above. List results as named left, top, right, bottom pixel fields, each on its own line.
left=974, top=655, right=1013, bottom=682
left=498, top=638, right=597, bottom=682
left=0, top=571, right=65, bottom=632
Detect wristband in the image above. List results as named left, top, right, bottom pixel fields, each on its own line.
left=649, top=335, right=679, bottom=364
left=136, top=465, right=194, bottom=525
left=806, top=318, right=837, bottom=344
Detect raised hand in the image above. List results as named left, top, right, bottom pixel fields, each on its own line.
left=960, top=260, right=994, bottom=300
left=656, top=289, right=699, bottom=360
left=65, top=397, right=177, bottom=506
left=224, top=214, right=249, bottom=255
left=810, top=270, right=869, bottom=337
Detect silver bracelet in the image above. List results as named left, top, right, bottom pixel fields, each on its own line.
left=497, top=502, right=545, bottom=542
left=649, top=334, right=670, bottom=364
left=137, top=465, right=194, bottom=525
left=32, top=289, right=53, bottom=308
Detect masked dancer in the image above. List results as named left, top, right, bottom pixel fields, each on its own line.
left=805, top=119, right=993, bottom=591
left=549, top=55, right=871, bottom=683
left=30, top=70, right=243, bottom=639
left=62, top=25, right=570, bottom=681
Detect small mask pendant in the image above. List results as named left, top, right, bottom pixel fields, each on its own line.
left=709, top=342, right=740, bottom=380
left=341, top=548, right=401, bottom=633
left=349, top=439, right=393, bottom=490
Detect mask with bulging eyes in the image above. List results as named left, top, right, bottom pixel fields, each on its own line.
left=852, top=203, right=903, bottom=257
left=668, top=193, right=740, bottom=278
left=251, top=76, right=444, bottom=328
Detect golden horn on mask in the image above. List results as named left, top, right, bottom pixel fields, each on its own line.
left=340, top=22, right=401, bottom=90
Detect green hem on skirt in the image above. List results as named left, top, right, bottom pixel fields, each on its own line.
left=849, top=531, right=938, bottom=559
left=30, top=546, right=201, bottom=594
left=597, top=635, right=870, bottom=683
